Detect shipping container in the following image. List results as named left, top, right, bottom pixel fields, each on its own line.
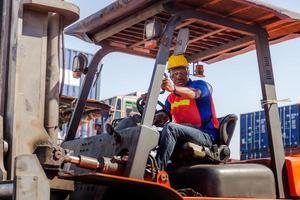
left=60, top=48, right=102, bottom=139
left=240, top=112, right=254, bottom=154
left=240, top=104, right=300, bottom=160
left=240, top=146, right=300, bottom=160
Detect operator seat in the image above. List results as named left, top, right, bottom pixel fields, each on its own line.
left=169, top=114, right=277, bottom=198
left=172, top=114, right=238, bottom=164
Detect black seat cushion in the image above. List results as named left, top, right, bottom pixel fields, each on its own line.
left=169, top=163, right=276, bottom=198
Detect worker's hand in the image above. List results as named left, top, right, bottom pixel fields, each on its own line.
left=153, top=111, right=169, bottom=127
left=161, top=79, right=175, bottom=93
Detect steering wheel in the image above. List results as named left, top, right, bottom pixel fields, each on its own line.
left=136, top=96, right=172, bottom=126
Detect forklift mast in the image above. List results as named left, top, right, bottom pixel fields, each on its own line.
left=0, top=0, right=79, bottom=199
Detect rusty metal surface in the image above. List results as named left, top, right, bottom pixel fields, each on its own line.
left=60, top=172, right=183, bottom=200
left=65, top=0, right=300, bottom=63
left=49, top=176, right=74, bottom=192
left=0, top=0, right=10, bottom=181
left=59, top=95, right=111, bottom=129
left=62, top=127, right=141, bottom=174
left=22, top=0, right=79, bottom=26
left=0, top=0, right=10, bottom=117
left=15, top=155, right=50, bottom=200
left=5, top=4, right=51, bottom=178
left=4, top=0, right=80, bottom=179
left=45, top=13, right=61, bottom=142
left=61, top=128, right=147, bottom=199
left=60, top=96, right=110, bottom=112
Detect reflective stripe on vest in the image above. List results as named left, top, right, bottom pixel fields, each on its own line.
left=171, top=99, right=190, bottom=109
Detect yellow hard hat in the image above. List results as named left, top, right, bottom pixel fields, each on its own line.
left=167, top=54, right=189, bottom=71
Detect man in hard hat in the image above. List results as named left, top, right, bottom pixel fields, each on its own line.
left=155, top=54, right=219, bottom=170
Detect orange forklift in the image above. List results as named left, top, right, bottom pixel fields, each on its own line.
left=61, top=0, right=300, bottom=199
left=0, top=0, right=300, bottom=200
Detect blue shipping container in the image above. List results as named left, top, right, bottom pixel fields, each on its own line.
left=240, top=104, right=300, bottom=160
left=240, top=112, right=254, bottom=153
left=281, top=105, right=300, bottom=147
left=241, top=146, right=300, bottom=160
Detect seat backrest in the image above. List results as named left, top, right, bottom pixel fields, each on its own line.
left=218, top=114, right=238, bottom=146
left=174, top=114, right=238, bottom=164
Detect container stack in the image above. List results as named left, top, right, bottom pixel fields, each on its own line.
left=240, top=104, right=300, bottom=160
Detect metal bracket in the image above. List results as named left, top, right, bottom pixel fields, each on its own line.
left=14, top=155, right=50, bottom=200
left=165, top=6, right=261, bottom=36
left=22, top=0, right=80, bottom=26
left=260, top=98, right=291, bottom=108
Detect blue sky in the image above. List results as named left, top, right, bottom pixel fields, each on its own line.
left=65, top=0, right=300, bottom=159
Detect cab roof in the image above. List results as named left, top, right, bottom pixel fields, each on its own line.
left=65, top=0, right=300, bottom=63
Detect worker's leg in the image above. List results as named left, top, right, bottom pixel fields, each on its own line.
left=156, top=122, right=213, bottom=170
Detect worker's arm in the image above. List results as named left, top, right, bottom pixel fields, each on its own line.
left=161, top=79, right=201, bottom=99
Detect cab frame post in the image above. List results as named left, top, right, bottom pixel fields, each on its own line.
left=255, top=29, right=289, bottom=198
left=124, top=15, right=182, bottom=179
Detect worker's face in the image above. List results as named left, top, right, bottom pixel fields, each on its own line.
left=170, top=67, right=189, bottom=86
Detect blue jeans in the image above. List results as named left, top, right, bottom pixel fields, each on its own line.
left=156, top=122, right=214, bottom=170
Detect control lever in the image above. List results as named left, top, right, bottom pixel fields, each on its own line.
left=160, top=73, right=169, bottom=94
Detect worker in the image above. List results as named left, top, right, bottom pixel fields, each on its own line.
left=155, top=54, right=219, bottom=170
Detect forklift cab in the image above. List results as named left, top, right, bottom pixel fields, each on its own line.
left=61, top=0, right=300, bottom=199
left=61, top=0, right=300, bottom=198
